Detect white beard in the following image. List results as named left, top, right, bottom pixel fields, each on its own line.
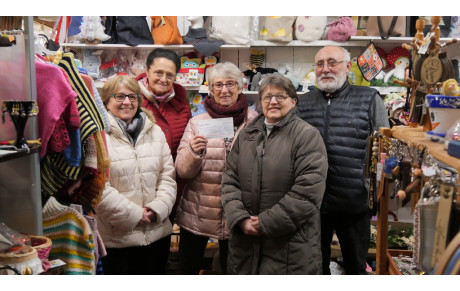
left=316, top=70, right=348, bottom=93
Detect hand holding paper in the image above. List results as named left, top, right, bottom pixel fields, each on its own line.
left=198, top=117, right=234, bottom=139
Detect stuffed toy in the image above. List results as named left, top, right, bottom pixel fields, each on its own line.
left=181, top=56, right=204, bottom=69
left=204, top=55, right=218, bottom=84
left=443, top=79, right=460, bottom=96
left=189, top=93, right=206, bottom=116
left=384, top=57, right=410, bottom=85
left=348, top=57, right=370, bottom=86
left=383, top=46, right=411, bottom=85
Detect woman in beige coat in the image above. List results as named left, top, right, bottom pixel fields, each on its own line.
left=175, top=62, right=257, bottom=274
left=96, top=75, right=176, bottom=274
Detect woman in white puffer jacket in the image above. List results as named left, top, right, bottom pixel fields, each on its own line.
left=96, top=75, right=176, bottom=275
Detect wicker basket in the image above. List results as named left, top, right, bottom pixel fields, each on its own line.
left=0, top=245, right=37, bottom=265
left=30, top=235, right=52, bottom=261
left=0, top=245, right=44, bottom=274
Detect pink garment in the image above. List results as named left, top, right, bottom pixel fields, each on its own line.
left=35, top=60, right=78, bottom=157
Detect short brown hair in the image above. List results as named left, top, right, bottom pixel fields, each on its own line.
left=258, top=75, right=298, bottom=102
left=101, top=75, right=142, bottom=107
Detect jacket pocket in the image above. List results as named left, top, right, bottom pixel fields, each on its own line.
left=297, top=225, right=308, bottom=242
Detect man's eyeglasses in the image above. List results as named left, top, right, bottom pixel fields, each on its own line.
left=151, top=70, right=176, bottom=81
left=213, top=81, right=238, bottom=91
left=111, top=94, right=139, bottom=103
left=261, top=93, right=290, bottom=103
left=314, top=60, right=345, bottom=69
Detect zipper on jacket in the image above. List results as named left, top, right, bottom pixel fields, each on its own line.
left=324, top=98, right=331, bottom=146
left=255, top=131, right=266, bottom=215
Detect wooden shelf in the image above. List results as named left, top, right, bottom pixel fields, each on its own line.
left=0, top=144, right=40, bottom=163
left=390, top=126, right=460, bottom=173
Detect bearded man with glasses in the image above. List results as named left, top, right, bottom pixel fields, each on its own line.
left=297, top=46, right=389, bottom=275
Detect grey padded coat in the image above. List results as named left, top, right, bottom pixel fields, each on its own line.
left=222, top=108, right=328, bottom=274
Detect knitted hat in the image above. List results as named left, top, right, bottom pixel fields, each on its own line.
left=386, top=46, right=410, bottom=68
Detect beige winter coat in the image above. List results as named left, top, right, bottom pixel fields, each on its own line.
left=174, top=109, right=258, bottom=240
left=96, top=109, right=177, bottom=248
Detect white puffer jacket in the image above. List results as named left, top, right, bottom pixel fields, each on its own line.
left=96, top=109, right=177, bottom=248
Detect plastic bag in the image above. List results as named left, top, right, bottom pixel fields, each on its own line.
left=207, top=16, right=259, bottom=45
left=0, top=222, right=30, bottom=252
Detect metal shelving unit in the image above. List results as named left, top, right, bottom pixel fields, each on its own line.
left=0, top=16, right=42, bottom=236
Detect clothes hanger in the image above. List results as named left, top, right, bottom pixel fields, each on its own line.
left=34, top=33, right=57, bottom=57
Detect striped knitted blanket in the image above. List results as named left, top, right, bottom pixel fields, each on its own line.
left=43, top=197, right=95, bottom=275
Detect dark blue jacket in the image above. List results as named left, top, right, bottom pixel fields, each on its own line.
left=297, top=82, right=381, bottom=214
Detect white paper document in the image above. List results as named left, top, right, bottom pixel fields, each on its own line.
left=198, top=117, right=234, bottom=139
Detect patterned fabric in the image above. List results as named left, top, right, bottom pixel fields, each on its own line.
left=40, top=52, right=105, bottom=197
left=42, top=197, right=96, bottom=275
left=35, top=60, right=79, bottom=157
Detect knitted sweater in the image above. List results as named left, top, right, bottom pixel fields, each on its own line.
left=42, top=197, right=96, bottom=275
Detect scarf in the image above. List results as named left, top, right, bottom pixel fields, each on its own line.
left=139, top=77, right=175, bottom=105
left=109, top=111, right=145, bottom=146
left=204, top=93, right=248, bottom=127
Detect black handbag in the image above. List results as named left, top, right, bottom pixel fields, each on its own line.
left=103, top=16, right=154, bottom=46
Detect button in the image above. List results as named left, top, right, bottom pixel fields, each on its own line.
left=164, top=129, right=169, bottom=132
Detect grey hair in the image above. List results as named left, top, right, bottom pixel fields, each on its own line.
left=258, top=74, right=298, bottom=102
left=208, top=62, right=243, bottom=89
left=317, top=45, right=351, bottom=63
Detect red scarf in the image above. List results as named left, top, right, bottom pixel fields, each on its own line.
left=204, top=93, right=248, bottom=127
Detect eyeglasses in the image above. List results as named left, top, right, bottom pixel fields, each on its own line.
left=111, top=93, right=139, bottom=103
left=150, top=69, right=176, bottom=81
left=213, top=81, right=238, bottom=91
left=314, top=60, right=345, bottom=69
left=261, top=93, right=290, bottom=103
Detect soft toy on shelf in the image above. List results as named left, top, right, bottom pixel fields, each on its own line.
left=204, top=55, right=218, bottom=84
left=443, top=79, right=460, bottom=96
left=384, top=46, right=411, bottom=86
left=348, top=57, right=370, bottom=86
left=189, top=93, right=206, bottom=116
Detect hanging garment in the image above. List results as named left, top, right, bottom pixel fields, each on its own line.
left=40, top=52, right=105, bottom=198
left=42, top=197, right=96, bottom=275
left=35, top=59, right=80, bottom=157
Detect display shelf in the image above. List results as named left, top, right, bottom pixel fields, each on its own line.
left=64, top=36, right=449, bottom=49
left=61, top=43, right=249, bottom=50
left=0, top=144, right=40, bottom=163
left=371, top=86, right=407, bottom=95
left=390, top=126, right=460, bottom=173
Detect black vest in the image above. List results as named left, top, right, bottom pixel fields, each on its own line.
left=297, top=82, right=377, bottom=214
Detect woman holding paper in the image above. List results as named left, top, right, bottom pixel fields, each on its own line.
left=174, top=62, right=258, bottom=274
left=221, top=75, right=328, bottom=274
